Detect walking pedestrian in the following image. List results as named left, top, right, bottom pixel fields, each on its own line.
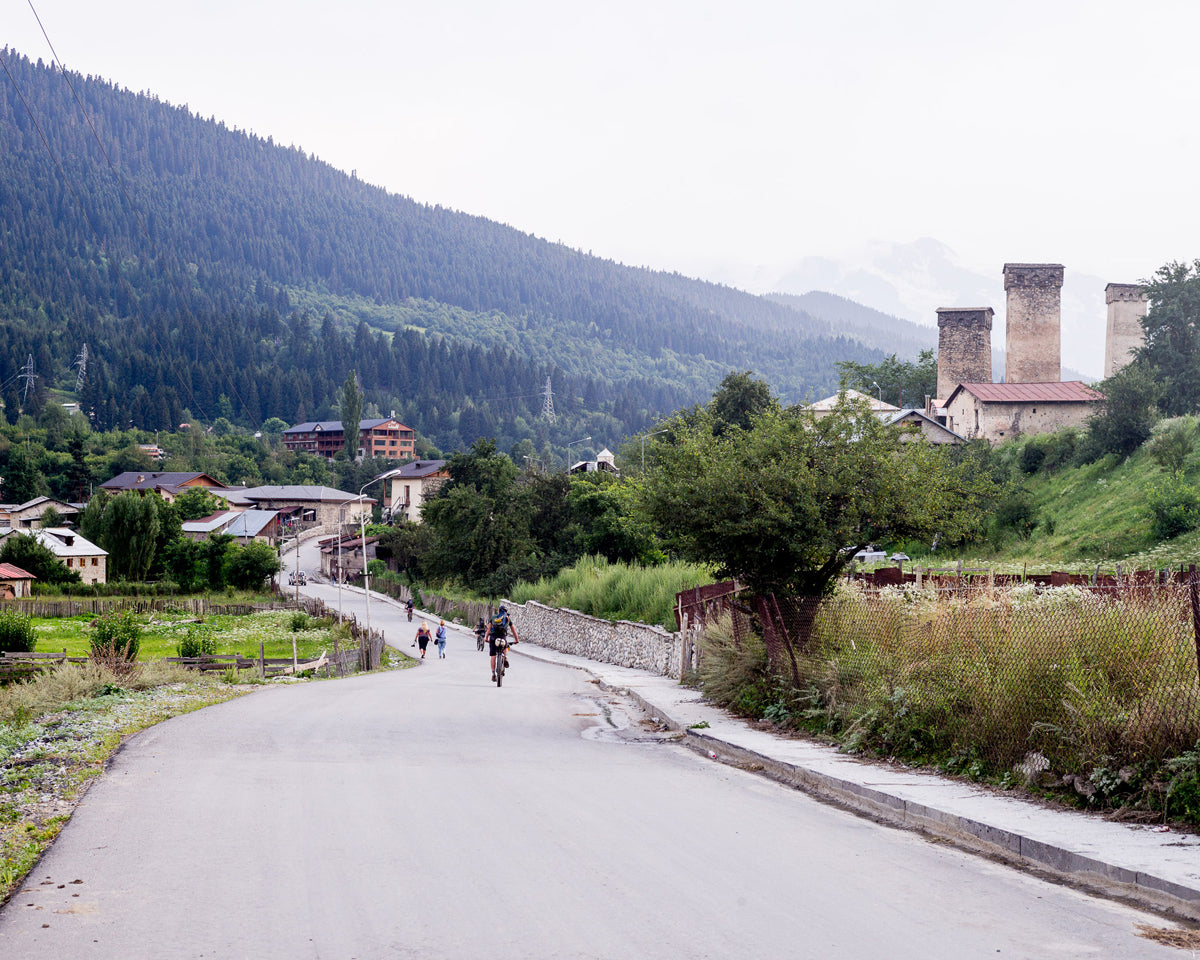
left=435, top=620, right=448, bottom=658
left=415, top=620, right=432, bottom=659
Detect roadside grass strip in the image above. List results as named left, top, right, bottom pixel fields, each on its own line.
left=0, top=673, right=246, bottom=905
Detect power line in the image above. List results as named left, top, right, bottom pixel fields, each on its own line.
left=542, top=376, right=556, bottom=424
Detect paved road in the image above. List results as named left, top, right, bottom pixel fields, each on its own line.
left=0, top=551, right=1183, bottom=958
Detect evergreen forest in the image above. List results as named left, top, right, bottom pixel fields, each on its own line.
left=0, top=49, right=883, bottom=459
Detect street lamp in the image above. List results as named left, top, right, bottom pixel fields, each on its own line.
left=871, top=380, right=882, bottom=404
left=641, top=428, right=669, bottom=472
left=565, top=436, right=591, bottom=471
left=523, top=455, right=544, bottom=475
left=356, top=475, right=387, bottom=666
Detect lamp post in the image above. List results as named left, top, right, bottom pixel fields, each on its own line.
left=565, top=436, right=591, bottom=471
left=641, top=428, right=669, bottom=473
left=871, top=380, right=882, bottom=404
left=358, top=477, right=384, bottom=665
left=523, top=455, right=544, bottom=475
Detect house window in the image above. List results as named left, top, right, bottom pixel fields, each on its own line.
left=65, top=558, right=72, bottom=567
left=91, top=557, right=98, bottom=566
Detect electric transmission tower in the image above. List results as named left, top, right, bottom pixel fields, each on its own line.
left=74, top=344, right=89, bottom=392
left=17, top=355, right=36, bottom=406
left=542, top=377, right=556, bottom=424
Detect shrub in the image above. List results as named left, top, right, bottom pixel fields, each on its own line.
left=89, top=610, right=141, bottom=670
left=0, top=611, right=36, bottom=653
left=1147, top=477, right=1200, bottom=539
left=176, top=627, right=217, bottom=659
left=288, top=612, right=310, bottom=632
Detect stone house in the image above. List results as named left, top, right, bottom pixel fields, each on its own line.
left=0, top=497, right=82, bottom=529
left=877, top=409, right=964, bottom=445
left=942, top=381, right=1104, bottom=443
left=182, top=509, right=281, bottom=545
left=237, top=486, right=374, bottom=528
left=376, top=460, right=449, bottom=523
left=0, top=528, right=108, bottom=585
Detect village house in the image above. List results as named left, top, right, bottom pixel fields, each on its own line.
left=569, top=448, right=621, bottom=476
left=942, top=382, right=1104, bottom=444
left=238, top=485, right=375, bottom=528
left=0, top=496, right=82, bottom=528
left=878, top=409, right=965, bottom=445
left=100, top=471, right=227, bottom=503
left=181, top=509, right=282, bottom=545
left=0, top=562, right=35, bottom=598
left=282, top=418, right=416, bottom=461
left=375, top=460, right=449, bottom=523
left=318, top=532, right=379, bottom=581
left=0, top=528, right=107, bottom=585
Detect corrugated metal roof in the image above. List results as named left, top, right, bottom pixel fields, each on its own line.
left=949, top=381, right=1104, bottom=404
left=0, top=563, right=34, bottom=580
left=808, top=389, right=901, bottom=412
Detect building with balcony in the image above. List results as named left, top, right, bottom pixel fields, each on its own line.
left=282, top=418, right=415, bottom=461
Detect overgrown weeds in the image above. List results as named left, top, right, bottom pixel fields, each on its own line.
left=700, top=583, right=1200, bottom=826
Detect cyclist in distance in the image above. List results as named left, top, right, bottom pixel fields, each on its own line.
left=487, top=605, right=519, bottom=681
left=405, top=597, right=415, bottom=621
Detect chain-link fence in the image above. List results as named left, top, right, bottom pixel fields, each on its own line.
left=685, top=577, right=1200, bottom=775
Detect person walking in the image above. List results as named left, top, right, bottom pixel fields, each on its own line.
left=435, top=620, right=448, bottom=658
left=415, top=620, right=432, bottom=659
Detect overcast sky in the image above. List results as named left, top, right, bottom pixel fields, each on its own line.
left=5, top=0, right=1198, bottom=295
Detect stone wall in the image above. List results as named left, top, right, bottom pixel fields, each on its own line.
left=505, top=599, right=686, bottom=679
left=1004, top=263, right=1063, bottom=383
left=936, top=307, right=993, bottom=400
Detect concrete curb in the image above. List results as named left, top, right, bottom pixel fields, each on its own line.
left=516, top=644, right=1200, bottom=922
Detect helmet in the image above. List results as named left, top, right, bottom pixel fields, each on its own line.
left=498, top=605, right=507, bottom=614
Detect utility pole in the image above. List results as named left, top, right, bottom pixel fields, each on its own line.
left=542, top=377, right=556, bottom=424
left=18, top=355, right=36, bottom=408
left=74, top=344, right=88, bottom=393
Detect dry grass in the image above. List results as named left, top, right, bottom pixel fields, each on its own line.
left=1135, top=924, right=1200, bottom=949
left=794, top=583, right=1200, bottom=773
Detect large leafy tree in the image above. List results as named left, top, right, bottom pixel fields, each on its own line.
left=84, top=490, right=163, bottom=581
left=1139, top=260, right=1200, bottom=417
left=642, top=398, right=991, bottom=599
left=225, top=541, right=281, bottom=591
left=708, top=370, right=779, bottom=435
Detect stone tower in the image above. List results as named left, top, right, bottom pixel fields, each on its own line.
left=936, top=307, right=993, bottom=400
left=1104, top=283, right=1147, bottom=378
left=1003, top=263, right=1064, bottom=383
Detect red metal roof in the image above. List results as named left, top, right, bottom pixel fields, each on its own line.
left=948, top=381, right=1104, bottom=404
left=0, top=563, right=35, bottom=580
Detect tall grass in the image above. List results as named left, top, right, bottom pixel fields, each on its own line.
left=794, top=583, right=1200, bottom=777
left=508, top=556, right=713, bottom=629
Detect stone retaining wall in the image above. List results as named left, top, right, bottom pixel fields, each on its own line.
left=505, top=599, right=685, bottom=679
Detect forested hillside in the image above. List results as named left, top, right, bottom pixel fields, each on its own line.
left=0, top=49, right=881, bottom=455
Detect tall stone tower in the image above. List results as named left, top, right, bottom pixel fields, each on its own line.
left=1003, top=263, right=1064, bottom=383
left=936, top=307, right=993, bottom=399
left=1104, top=283, right=1147, bottom=378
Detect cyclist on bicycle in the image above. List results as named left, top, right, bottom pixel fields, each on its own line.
left=474, top=617, right=488, bottom=650
left=487, top=605, right=519, bottom=681
left=405, top=597, right=415, bottom=621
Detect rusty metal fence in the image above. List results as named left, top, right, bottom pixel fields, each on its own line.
left=681, top=576, right=1200, bottom=774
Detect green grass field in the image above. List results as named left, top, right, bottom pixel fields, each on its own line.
left=28, top=610, right=343, bottom=662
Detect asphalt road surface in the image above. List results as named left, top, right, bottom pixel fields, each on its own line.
left=0, top=548, right=1185, bottom=958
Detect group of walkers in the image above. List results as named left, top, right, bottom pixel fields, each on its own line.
left=411, top=603, right=519, bottom=681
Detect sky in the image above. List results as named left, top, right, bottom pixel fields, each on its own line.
left=4, top=0, right=1199, bottom=310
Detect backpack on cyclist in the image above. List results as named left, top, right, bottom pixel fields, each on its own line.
left=490, top=611, right=508, bottom=639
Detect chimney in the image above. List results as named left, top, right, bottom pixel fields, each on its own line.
left=1104, top=283, right=1147, bottom=378
left=1003, top=263, right=1064, bottom=383
left=936, top=307, right=994, bottom=400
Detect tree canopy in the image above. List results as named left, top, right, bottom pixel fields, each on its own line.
left=641, top=398, right=991, bottom=598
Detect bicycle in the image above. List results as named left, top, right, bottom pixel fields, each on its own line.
left=475, top=629, right=486, bottom=652
left=493, top=637, right=508, bottom=686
